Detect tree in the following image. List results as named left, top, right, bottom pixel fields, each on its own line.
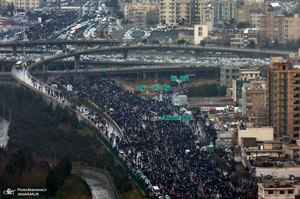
left=247, top=40, right=256, bottom=48
left=231, top=169, right=251, bottom=187
left=177, top=39, right=186, bottom=45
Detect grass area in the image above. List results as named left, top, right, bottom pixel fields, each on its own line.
left=55, top=175, right=91, bottom=199
left=120, top=182, right=146, bottom=199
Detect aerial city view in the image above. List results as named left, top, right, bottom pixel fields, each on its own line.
left=1, top=0, right=300, bottom=198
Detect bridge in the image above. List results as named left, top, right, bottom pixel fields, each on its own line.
left=0, top=40, right=294, bottom=57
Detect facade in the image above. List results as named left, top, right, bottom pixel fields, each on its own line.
left=14, top=0, right=43, bottom=10
left=242, top=80, right=268, bottom=126
left=213, top=0, right=237, bottom=25
left=241, top=68, right=260, bottom=79
left=284, top=14, right=300, bottom=43
left=159, top=0, right=194, bottom=28
left=249, top=9, right=264, bottom=28
left=259, top=12, right=284, bottom=43
left=230, top=28, right=259, bottom=47
left=257, top=180, right=300, bottom=199
left=267, top=59, right=300, bottom=140
left=236, top=8, right=250, bottom=25
left=121, top=2, right=159, bottom=28
left=178, top=31, right=194, bottom=43
left=194, top=24, right=208, bottom=44
left=232, top=78, right=250, bottom=103
left=220, top=65, right=240, bottom=88
left=238, top=127, right=273, bottom=146
left=194, top=1, right=214, bottom=24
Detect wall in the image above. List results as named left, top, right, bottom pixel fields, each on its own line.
left=255, top=166, right=300, bottom=178
left=238, top=126, right=273, bottom=146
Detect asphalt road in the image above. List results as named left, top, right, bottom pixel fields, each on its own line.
left=81, top=173, right=112, bottom=199
left=0, top=117, right=9, bottom=148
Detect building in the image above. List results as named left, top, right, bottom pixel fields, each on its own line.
left=213, top=0, right=237, bottom=25
left=284, top=14, right=300, bottom=43
left=242, top=79, right=268, bottom=126
left=257, top=177, right=300, bottom=199
left=240, top=68, right=261, bottom=79
left=220, top=65, right=240, bottom=88
left=194, top=1, right=214, bottom=25
left=249, top=9, right=264, bottom=28
left=236, top=8, right=250, bottom=25
left=194, top=24, right=209, bottom=44
left=232, top=78, right=250, bottom=104
left=259, top=12, right=284, bottom=43
left=230, top=28, right=259, bottom=48
left=121, top=2, right=159, bottom=28
left=267, top=59, right=300, bottom=140
left=238, top=126, right=273, bottom=146
left=178, top=31, right=194, bottom=43
left=159, top=0, right=194, bottom=28
left=13, top=0, right=43, bottom=10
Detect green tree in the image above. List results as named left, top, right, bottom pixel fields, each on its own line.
left=177, top=39, right=186, bottom=45
left=247, top=39, right=256, bottom=48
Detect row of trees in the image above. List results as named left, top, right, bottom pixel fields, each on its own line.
left=187, top=83, right=227, bottom=97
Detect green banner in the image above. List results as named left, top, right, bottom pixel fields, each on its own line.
left=152, top=85, right=159, bottom=91
left=171, top=76, right=177, bottom=81
left=172, top=115, right=181, bottom=120
left=137, top=85, right=145, bottom=91
left=182, top=115, right=193, bottom=120
left=163, top=115, right=172, bottom=120
left=180, top=76, right=189, bottom=81
left=161, top=85, right=170, bottom=91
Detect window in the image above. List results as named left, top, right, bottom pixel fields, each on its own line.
left=280, top=191, right=285, bottom=194
left=288, top=190, right=294, bottom=194
left=268, top=191, right=273, bottom=194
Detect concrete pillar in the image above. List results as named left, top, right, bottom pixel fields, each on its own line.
left=123, top=50, right=128, bottom=59
left=155, top=72, right=158, bottom=83
left=1, top=65, right=5, bottom=72
left=143, top=72, right=147, bottom=80
left=74, top=54, right=80, bottom=71
left=12, top=46, right=17, bottom=56
left=43, top=63, right=48, bottom=72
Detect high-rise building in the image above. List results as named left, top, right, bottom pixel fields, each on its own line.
left=194, top=0, right=214, bottom=24
left=159, top=0, right=194, bottom=28
left=213, top=0, right=237, bottom=25
left=13, top=0, right=42, bottom=10
left=259, top=12, right=284, bottom=43
left=267, top=59, right=300, bottom=140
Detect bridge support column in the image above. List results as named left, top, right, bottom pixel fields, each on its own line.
left=43, top=63, right=48, bottom=72
left=143, top=72, right=147, bottom=80
left=12, top=46, right=17, bottom=56
left=154, top=72, right=158, bottom=83
left=74, top=55, right=80, bottom=71
left=123, top=50, right=128, bottom=59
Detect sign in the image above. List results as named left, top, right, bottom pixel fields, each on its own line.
left=182, top=115, right=193, bottom=120
left=137, top=85, right=145, bottom=91
left=201, top=107, right=210, bottom=111
left=67, top=84, right=72, bottom=91
left=172, top=115, right=181, bottom=120
left=180, top=76, right=189, bottom=81
left=161, top=85, right=170, bottom=91
left=171, top=76, right=177, bottom=81
left=152, top=85, right=159, bottom=91
left=100, top=69, right=107, bottom=72
left=38, top=17, right=42, bottom=23
left=163, top=115, right=172, bottom=120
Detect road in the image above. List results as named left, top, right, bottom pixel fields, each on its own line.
left=81, top=173, right=112, bottom=199
left=0, top=117, right=9, bottom=148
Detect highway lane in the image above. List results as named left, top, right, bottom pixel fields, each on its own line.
left=81, top=173, right=112, bottom=199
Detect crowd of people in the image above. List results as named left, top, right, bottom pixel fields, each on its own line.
left=54, top=75, right=252, bottom=199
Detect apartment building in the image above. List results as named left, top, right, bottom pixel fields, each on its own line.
left=284, top=14, right=300, bottom=42
left=230, top=28, right=259, bottom=48
left=13, top=0, right=43, bottom=10
left=194, top=0, right=214, bottom=24
left=267, top=59, right=300, bottom=140
left=194, top=24, right=209, bottom=44
left=121, top=2, right=159, bottom=28
left=213, top=0, right=237, bottom=25
left=159, top=0, right=194, bottom=28
left=259, top=12, right=284, bottom=43
left=236, top=8, right=249, bottom=25
left=249, top=9, right=264, bottom=28
left=220, top=65, right=240, bottom=88
left=242, top=80, right=268, bottom=126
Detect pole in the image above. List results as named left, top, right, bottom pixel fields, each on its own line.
left=2, top=103, right=4, bottom=118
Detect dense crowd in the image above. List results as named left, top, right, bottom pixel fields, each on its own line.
left=54, top=75, right=252, bottom=199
